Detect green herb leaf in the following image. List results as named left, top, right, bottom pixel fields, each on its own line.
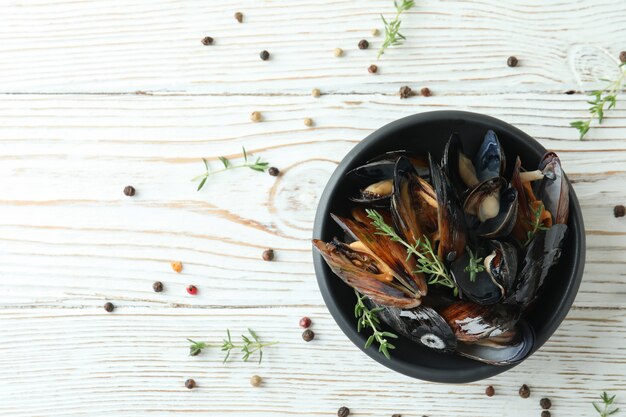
left=192, top=148, right=269, bottom=188
left=219, top=156, right=230, bottom=168
left=353, top=290, right=398, bottom=359
left=378, top=0, right=415, bottom=59
left=197, top=176, right=208, bottom=191
left=594, top=392, right=619, bottom=417
left=464, top=246, right=485, bottom=282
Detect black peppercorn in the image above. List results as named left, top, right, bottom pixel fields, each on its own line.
left=152, top=281, right=163, bottom=292
left=519, top=384, right=531, bottom=398
left=302, top=329, right=315, bottom=342
left=485, top=385, right=495, bottom=397
left=540, top=398, right=552, bottom=409
left=201, top=36, right=214, bottom=46
left=123, top=185, right=136, bottom=196
left=565, top=90, right=576, bottom=95
left=337, top=406, right=350, bottom=417
left=420, top=87, right=432, bottom=97
left=260, top=50, right=270, bottom=61
left=262, top=249, right=274, bottom=261
left=614, top=204, right=625, bottom=218
left=185, top=379, right=196, bottom=389
left=368, top=64, right=378, bottom=74
left=268, top=167, right=280, bottom=177
left=392, top=414, right=402, bottom=417
left=507, top=56, right=519, bottom=67
left=399, top=86, right=414, bottom=99
left=358, top=39, right=369, bottom=49
left=104, top=302, right=114, bottom=312
left=234, top=12, right=243, bottom=23
left=541, top=411, right=551, bottom=417
left=620, top=51, right=626, bottom=63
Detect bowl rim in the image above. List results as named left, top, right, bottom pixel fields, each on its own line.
left=312, top=110, right=586, bottom=383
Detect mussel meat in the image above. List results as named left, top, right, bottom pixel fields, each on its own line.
left=350, top=179, right=393, bottom=207
left=464, top=178, right=519, bottom=239
left=535, top=152, right=569, bottom=225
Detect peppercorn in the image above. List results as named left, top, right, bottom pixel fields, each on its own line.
left=302, top=329, right=315, bottom=342
left=185, top=379, right=196, bottom=389
left=391, top=414, right=401, bottom=417
left=614, top=204, right=625, bottom=218
left=540, top=398, right=552, bottom=409
left=337, top=406, right=350, bottom=417
left=485, top=385, right=495, bottom=397
left=420, top=87, right=432, bottom=97
left=334, top=48, right=344, bottom=57
left=507, top=56, right=519, bottom=67
left=170, top=261, right=183, bottom=273
left=541, top=411, right=551, bottom=417
left=103, top=302, right=114, bottom=312
left=268, top=167, right=280, bottom=177
left=399, top=86, right=414, bottom=99
left=260, top=50, right=270, bottom=61
left=234, top=12, right=243, bottom=23
left=123, top=185, right=136, bottom=196
left=262, top=249, right=274, bottom=261
left=519, top=384, right=531, bottom=398
left=620, top=51, right=626, bottom=63
left=565, top=90, right=576, bottom=95
left=311, top=88, right=321, bottom=98
left=201, top=36, right=213, bottom=45
left=299, top=317, right=312, bottom=328
left=303, top=118, right=313, bottom=127
left=372, top=28, right=380, bottom=36
left=368, top=64, right=378, bottom=74
left=358, top=39, right=369, bottom=50
left=250, top=375, right=262, bottom=387
left=250, top=111, right=262, bottom=122
left=186, top=285, right=198, bottom=295
left=152, top=281, right=164, bottom=292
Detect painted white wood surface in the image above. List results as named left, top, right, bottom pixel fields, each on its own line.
left=0, top=1, right=625, bottom=416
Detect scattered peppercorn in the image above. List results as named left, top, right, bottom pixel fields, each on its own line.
left=186, top=285, right=198, bottom=295
left=311, top=88, right=321, bottom=98
left=620, top=51, right=626, bottom=63
left=372, top=28, right=380, bottom=36
left=201, top=36, right=213, bottom=46
left=358, top=39, right=369, bottom=50
left=299, top=317, right=312, bottom=328
left=540, top=398, right=552, bottom=409
left=268, top=167, right=280, bottom=177
left=260, top=50, right=270, bottom=61
left=171, top=261, right=183, bottom=273
left=250, top=375, right=262, bottom=387
left=103, top=302, right=114, bottom=312
left=334, top=48, right=344, bottom=57
left=420, top=87, right=432, bottom=97
left=507, top=56, right=519, bottom=67
left=368, top=64, right=378, bottom=74
left=565, top=90, right=576, bottom=95
left=185, top=379, right=196, bottom=389
left=485, top=385, right=495, bottom=397
left=614, top=204, right=625, bottom=218
left=234, top=12, right=243, bottom=23
left=250, top=111, right=262, bottom=122
left=399, top=86, right=414, bottom=99
left=519, top=384, right=531, bottom=398
left=152, top=281, right=164, bottom=292
left=391, top=414, right=401, bottom=417
left=304, top=117, right=313, bottom=127
left=541, top=411, right=551, bottom=417
left=302, top=329, right=315, bottom=342
left=123, top=185, right=136, bottom=196
left=338, top=406, right=350, bottom=417
left=262, top=249, right=274, bottom=261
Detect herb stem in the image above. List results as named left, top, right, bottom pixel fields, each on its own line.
left=378, top=0, right=415, bottom=59
left=354, top=290, right=398, bottom=359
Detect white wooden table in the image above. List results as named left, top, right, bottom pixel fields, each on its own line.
left=1, top=1, right=625, bottom=416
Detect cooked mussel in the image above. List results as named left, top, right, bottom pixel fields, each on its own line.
left=350, top=179, right=393, bottom=207
left=451, top=247, right=503, bottom=305
left=455, top=320, right=534, bottom=365
left=377, top=305, right=457, bottom=353
left=475, top=130, right=506, bottom=183
left=347, top=151, right=430, bottom=180
left=464, top=178, right=519, bottom=239
left=439, top=301, right=520, bottom=342
left=484, top=240, right=518, bottom=297
left=535, top=152, right=569, bottom=225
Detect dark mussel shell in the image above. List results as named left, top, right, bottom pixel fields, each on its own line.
left=455, top=320, right=535, bottom=366
left=349, top=179, right=393, bottom=207
left=430, top=155, right=467, bottom=262
left=485, top=240, right=518, bottom=297
left=504, top=224, right=568, bottom=307
left=535, top=152, right=569, bottom=225
left=442, top=132, right=478, bottom=198
left=312, top=239, right=421, bottom=308
left=451, top=249, right=503, bottom=305
left=347, top=151, right=430, bottom=180
left=439, top=301, right=520, bottom=342
left=464, top=178, right=518, bottom=239
left=474, top=130, right=506, bottom=183
left=377, top=305, right=457, bottom=353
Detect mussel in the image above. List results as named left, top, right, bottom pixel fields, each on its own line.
left=350, top=179, right=393, bottom=207
left=455, top=320, right=534, bottom=365
left=439, top=301, right=520, bottom=342
left=463, top=178, right=519, bottom=239
left=535, top=152, right=569, bottom=225
left=451, top=247, right=503, bottom=305
left=347, top=151, right=430, bottom=180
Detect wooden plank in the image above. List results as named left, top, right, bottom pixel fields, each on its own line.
left=0, top=0, right=625, bottom=94
left=0, top=93, right=624, bottom=309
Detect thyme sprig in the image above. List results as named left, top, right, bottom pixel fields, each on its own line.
left=187, top=328, right=278, bottom=364
left=378, top=0, right=415, bottom=59
left=365, top=209, right=457, bottom=294
left=192, top=146, right=269, bottom=190
left=354, top=290, right=398, bottom=359
left=593, top=392, right=619, bottom=416
left=571, top=63, right=626, bottom=140
left=464, top=247, right=485, bottom=282
left=524, top=202, right=550, bottom=246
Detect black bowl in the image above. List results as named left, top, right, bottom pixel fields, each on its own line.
left=312, top=111, right=585, bottom=383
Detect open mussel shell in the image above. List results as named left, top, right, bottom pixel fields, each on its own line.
left=451, top=249, right=503, bottom=305
left=455, top=320, right=535, bottom=366
left=377, top=305, right=457, bottom=353
left=474, top=130, right=506, bottom=183
left=485, top=240, right=518, bottom=297
left=347, top=151, right=430, bottom=180
left=535, top=152, right=569, bottom=225
left=349, top=179, right=393, bottom=207
left=442, top=132, right=476, bottom=197
left=439, top=301, right=520, bottom=342
left=464, top=178, right=518, bottom=239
